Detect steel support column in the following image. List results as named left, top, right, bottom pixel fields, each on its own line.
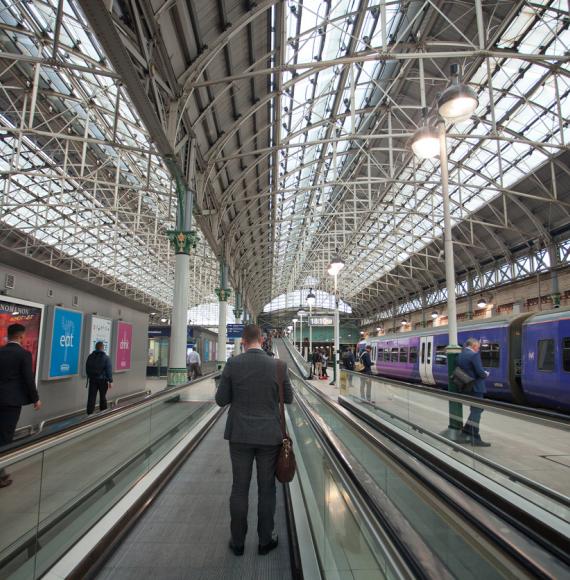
left=216, top=263, right=231, bottom=369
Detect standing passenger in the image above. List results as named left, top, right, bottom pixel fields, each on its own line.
left=0, top=324, right=42, bottom=487
left=360, top=345, right=373, bottom=402
left=187, top=348, right=202, bottom=380
left=457, top=338, right=491, bottom=447
left=215, top=324, right=293, bottom=557
left=85, top=341, right=113, bottom=414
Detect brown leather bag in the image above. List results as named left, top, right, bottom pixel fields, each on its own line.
left=275, top=360, right=296, bottom=483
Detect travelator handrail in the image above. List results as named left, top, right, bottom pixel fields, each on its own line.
left=282, top=336, right=311, bottom=378
left=343, top=369, right=570, bottom=429
left=0, top=372, right=219, bottom=469
left=289, top=369, right=570, bottom=573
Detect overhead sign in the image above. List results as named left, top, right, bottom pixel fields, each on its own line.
left=310, top=317, right=334, bottom=326
left=0, top=297, right=44, bottom=379
left=114, top=321, right=133, bottom=372
left=227, top=324, right=245, bottom=339
left=45, top=306, right=83, bottom=379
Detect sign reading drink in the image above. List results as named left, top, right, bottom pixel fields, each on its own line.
left=114, top=321, right=133, bottom=372
left=46, top=306, right=83, bottom=379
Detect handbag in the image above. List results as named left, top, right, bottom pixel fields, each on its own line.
left=451, top=366, right=475, bottom=393
left=354, top=360, right=365, bottom=372
left=275, top=360, right=296, bottom=483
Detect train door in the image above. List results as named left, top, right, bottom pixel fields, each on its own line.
left=419, top=336, right=436, bottom=385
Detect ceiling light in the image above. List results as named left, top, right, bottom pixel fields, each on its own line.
left=411, top=126, right=439, bottom=159
left=437, top=64, right=478, bottom=123
left=160, top=317, right=168, bottom=323
left=431, top=311, right=439, bottom=319
left=306, top=288, right=316, bottom=307
left=401, top=319, right=408, bottom=325
left=477, top=296, right=487, bottom=309
left=292, top=318, right=298, bottom=324
left=328, top=252, right=345, bottom=277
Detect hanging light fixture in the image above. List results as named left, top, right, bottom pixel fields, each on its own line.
left=401, top=319, right=408, bottom=325
left=477, top=296, right=487, bottom=309
left=306, top=288, right=316, bottom=307
left=327, top=251, right=345, bottom=277
left=431, top=310, right=439, bottom=319
left=437, top=64, right=479, bottom=123
left=411, top=125, right=439, bottom=159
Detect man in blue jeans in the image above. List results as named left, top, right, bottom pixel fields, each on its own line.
left=457, top=338, right=490, bottom=447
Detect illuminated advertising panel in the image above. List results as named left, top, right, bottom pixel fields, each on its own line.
left=45, top=306, right=83, bottom=379
left=113, top=321, right=133, bottom=372
left=0, top=297, right=44, bottom=379
left=87, top=315, right=112, bottom=355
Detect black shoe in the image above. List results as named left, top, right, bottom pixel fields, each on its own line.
left=258, top=533, right=278, bottom=555
left=229, top=541, right=244, bottom=556
left=472, top=438, right=491, bottom=447
left=0, top=476, right=12, bottom=488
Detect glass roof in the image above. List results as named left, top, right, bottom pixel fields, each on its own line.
left=272, top=0, right=569, bottom=306
left=0, top=0, right=220, bottom=310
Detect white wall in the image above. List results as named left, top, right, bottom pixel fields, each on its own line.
left=0, top=262, right=149, bottom=427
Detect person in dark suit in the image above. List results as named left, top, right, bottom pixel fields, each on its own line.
left=360, top=345, right=374, bottom=402
left=85, top=341, right=113, bottom=415
left=0, top=323, right=42, bottom=487
left=216, top=324, right=293, bottom=557
left=457, top=337, right=490, bottom=447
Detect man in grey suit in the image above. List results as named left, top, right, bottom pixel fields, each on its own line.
left=216, top=324, right=293, bottom=556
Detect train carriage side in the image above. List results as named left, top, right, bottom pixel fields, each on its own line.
left=522, top=308, right=570, bottom=411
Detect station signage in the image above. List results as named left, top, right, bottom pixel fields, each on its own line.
left=45, top=306, right=83, bottom=379
left=114, top=321, right=133, bottom=372
left=310, top=317, right=334, bottom=326
left=227, top=324, right=245, bottom=339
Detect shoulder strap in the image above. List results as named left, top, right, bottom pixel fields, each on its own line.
left=275, top=359, right=287, bottom=439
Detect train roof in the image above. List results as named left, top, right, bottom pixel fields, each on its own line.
left=523, top=305, right=570, bottom=325
left=369, top=312, right=532, bottom=342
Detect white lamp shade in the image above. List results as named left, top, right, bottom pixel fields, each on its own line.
left=298, top=310, right=306, bottom=317
left=431, top=311, right=439, bottom=319
left=477, top=298, right=487, bottom=308
left=438, top=84, right=478, bottom=123
left=292, top=318, right=298, bottom=323
left=411, top=126, right=439, bottom=159
left=328, top=254, right=345, bottom=276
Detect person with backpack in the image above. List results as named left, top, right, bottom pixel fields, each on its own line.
left=85, top=341, right=113, bottom=414
left=320, top=348, right=329, bottom=379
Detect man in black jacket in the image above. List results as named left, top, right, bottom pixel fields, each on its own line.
left=85, top=341, right=113, bottom=415
left=216, top=324, right=293, bottom=557
left=0, top=323, right=42, bottom=487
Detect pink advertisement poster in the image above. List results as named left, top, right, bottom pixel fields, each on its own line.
left=114, top=321, right=133, bottom=372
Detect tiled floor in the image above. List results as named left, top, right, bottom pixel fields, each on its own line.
left=96, top=419, right=292, bottom=580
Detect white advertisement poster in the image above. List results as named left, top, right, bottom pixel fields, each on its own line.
left=87, top=315, right=112, bottom=355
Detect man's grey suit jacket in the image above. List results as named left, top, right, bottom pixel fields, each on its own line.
left=215, top=349, right=293, bottom=446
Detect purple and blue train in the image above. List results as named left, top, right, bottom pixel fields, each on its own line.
left=366, top=306, right=570, bottom=412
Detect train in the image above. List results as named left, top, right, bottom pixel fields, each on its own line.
left=365, top=306, right=570, bottom=411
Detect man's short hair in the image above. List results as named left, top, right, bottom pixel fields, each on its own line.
left=464, top=337, right=480, bottom=348
left=365, top=345, right=372, bottom=351
left=7, top=323, right=25, bottom=340
left=95, top=341, right=104, bottom=350
left=242, top=324, right=261, bottom=344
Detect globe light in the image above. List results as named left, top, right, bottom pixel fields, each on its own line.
left=411, top=126, right=439, bottom=159
left=477, top=296, right=487, bottom=309
left=328, top=252, right=345, bottom=277
left=431, top=310, right=439, bottom=319
left=292, top=318, right=298, bottom=324
left=401, top=319, right=408, bottom=325
left=160, top=317, right=168, bottom=323
left=306, top=288, right=316, bottom=307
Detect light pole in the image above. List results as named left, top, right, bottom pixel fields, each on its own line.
left=297, top=310, right=306, bottom=357
left=292, top=318, right=298, bottom=350
left=328, top=252, right=345, bottom=386
left=306, top=288, right=316, bottom=359
left=411, top=63, right=478, bottom=439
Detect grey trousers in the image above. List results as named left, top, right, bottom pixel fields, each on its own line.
left=229, top=442, right=281, bottom=546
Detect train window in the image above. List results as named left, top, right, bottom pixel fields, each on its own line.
left=421, top=343, right=425, bottom=364
left=537, top=339, right=555, bottom=371
left=384, top=349, right=390, bottom=362
left=480, top=343, right=500, bottom=368
left=563, top=338, right=570, bottom=372
left=399, top=347, right=408, bottom=363
left=378, top=348, right=384, bottom=361
left=409, top=346, right=418, bottom=364
left=390, top=348, right=399, bottom=363
left=435, top=346, right=447, bottom=365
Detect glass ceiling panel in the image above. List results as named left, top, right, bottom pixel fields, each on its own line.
left=273, top=0, right=568, bottom=306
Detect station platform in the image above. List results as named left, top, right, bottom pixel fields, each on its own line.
left=0, top=346, right=568, bottom=579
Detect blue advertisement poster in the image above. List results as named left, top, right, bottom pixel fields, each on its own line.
left=46, top=307, right=83, bottom=379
